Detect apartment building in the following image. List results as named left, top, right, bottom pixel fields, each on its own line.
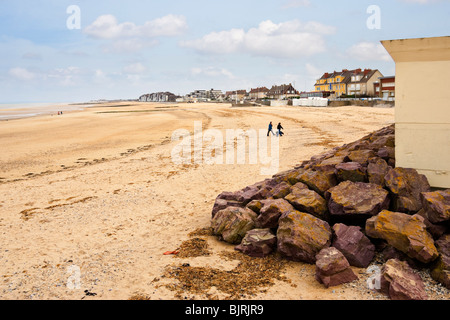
left=315, top=68, right=384, bottom=97
left=267, top=84, right=299, bottom=100
left=374, top=76, right=396, bottom=100
left=249, top=87, right=269, bottom=100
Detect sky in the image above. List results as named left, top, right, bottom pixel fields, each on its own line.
left=0, top=0, right=449, bottom=103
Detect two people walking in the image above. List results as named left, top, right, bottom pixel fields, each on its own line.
left=267, top=121, right=284, bottom=137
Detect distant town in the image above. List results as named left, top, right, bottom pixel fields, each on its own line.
left=138, top=68, right=395, bottom=106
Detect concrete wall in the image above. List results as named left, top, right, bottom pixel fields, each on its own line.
left=382, top=36, right=450, bottom=188
left=292, top=98, right=328, bottom=107
left=269, top=100, right=289, bottom=107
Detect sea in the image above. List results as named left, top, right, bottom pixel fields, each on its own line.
left=0, top=102, right=91, bottom=121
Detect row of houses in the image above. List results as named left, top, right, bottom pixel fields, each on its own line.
left=139, top=68, right=395, bottom=103
left=167, top=84, right=301, bottom=103
left=224, top=83, right=300, bottom=102
left=313, top=68, right=395, bottom=100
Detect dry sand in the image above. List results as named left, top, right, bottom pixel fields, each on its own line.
left=0, top=101, right=441, bottom=301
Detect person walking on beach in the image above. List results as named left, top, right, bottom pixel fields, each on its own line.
left=267, top=122, right=274, bottom=136
left=277, top=122, right=284, bottom=137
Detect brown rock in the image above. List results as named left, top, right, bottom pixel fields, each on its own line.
left=371, top=134, right=395, bottom=149
left=416, top=209, right=448, bottom=239
left=380, top=259, right=428, bottom=300
left=235, top=228, right=277, bottom=258
left=335, top=162, right=367, bottom=182
left=431, top=234, right=450, bottom=289
left=384, top=167, right=431, bottom=213
left=366, top=210, right=439, bottom=264
left=377, top=146, right=395, bottom=163
left=211, top=207, right=258, bottom=244
left=316, top=155, right=347, bottom=169
left=285, top=184, right=328, bottom=220
left=267, top=181, right=292, bottom=199
left=420, top=189, right=450, bottom=224
left=326, top=181, right=390, bottom=218
left=315, top=247, right=358, bottom=288
left=345, top=149, right=376, bottom=166
left=272, top=168, right=305, bottom=185
left=367, top=157, right=390, bottom=186
left=431, top=255, right=450, bottom=290
left=297, top=169, right=338, bottom=196
left=381, top=245, right=420, bottom=269
left=332, top=223, right=375, bottom=268
left=246, top=200, right=264, bottom=214
left=256, top=199, right=294, bottom=229
left=212, top=198, right=244, bottom=218
left=277, top=211, right=332, bottom=263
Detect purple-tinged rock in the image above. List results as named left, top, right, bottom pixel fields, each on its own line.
left=332, top=223, right=375, bottom=268
left=277, top=211, right=332, bottom=263
left=235, top=228, right=277, bottom=258
left=380, top=258, right=428, bottom=300
left=315, top=247, right=358, bottom=288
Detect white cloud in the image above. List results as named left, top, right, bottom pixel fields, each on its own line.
left=191, top=67, right=234, bottom=79
left=8, top=66, right=83, bottom=86
left=346, top=42, right=392, bottom=62
left=180, top=19, right=336, bottom=59
left=305, top=63, right=322, bottom=79
left=84, top=14, right=187, bottom=40
left=9, top=67, right=36, bottom=81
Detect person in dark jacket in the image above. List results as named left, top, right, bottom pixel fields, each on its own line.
left=267, top=121, right=275, bottom=136
left=277, top=122, right=284, bottom=137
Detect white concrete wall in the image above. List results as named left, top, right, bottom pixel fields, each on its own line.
left=270, top=100, right=288, bottom=107
left=292, top=98, right=328, bottom=107
left=382, top=37, right=450, bottom=188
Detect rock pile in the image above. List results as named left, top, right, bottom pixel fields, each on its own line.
left=210, top=124, right=450, bottom=300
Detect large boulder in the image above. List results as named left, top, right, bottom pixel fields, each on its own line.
left=367, top=157, right=390, bottom=186
left=431, top=234, right=450, bottom=289
left=416, top=209, right=448, bottom=240
left=256, top=199, right=294, bottom=229
left=345, top=149, right=376, bottom=166
left=335, top=162, right=367, bottom=183
left=235, top=228, right=277, bottom=258
left=211, top=207, right=258, bottom=244
left=420, top=189, right=450, bottom=224
left=297, top=169, right=338, bottom=196
left=212, top=197, right=245, bottom=218
left=284, top=183, right=328, bottom=220
left=315, top=155, right=347, bottom=170
left=380, top=259, right=428, bottom=300
left=272, top=168, right=305, bottom=186
left=370, top=133, right=395, bottom=150
left=384, top=167, right=431, bottom=213
left=277, top=211, right=332, bottom=263
left=325, top=181, right=390, bottom=219
left=332, top=223, right=375, bottom=268
left=366, top=210, right=439, bottom=264
left=266, top=181, right=292, bottom=199
left=315, top=247, right=358, bottom=288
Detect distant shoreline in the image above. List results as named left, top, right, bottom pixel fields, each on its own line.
left=0, top=102, right=95, bottom=121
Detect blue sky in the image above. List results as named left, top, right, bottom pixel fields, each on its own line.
left=0, top=0, right=449, bottom=103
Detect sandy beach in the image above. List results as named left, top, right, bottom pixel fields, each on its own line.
left=2, top=101, right=442, bottom=300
